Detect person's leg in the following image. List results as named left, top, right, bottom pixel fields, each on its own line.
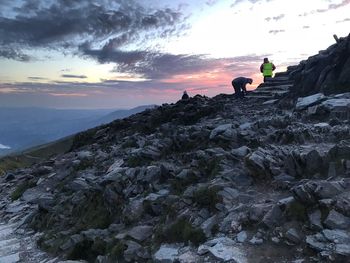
left=233, top=83, right=240, bottom=98
left=242, top=85, right=247, bottom=97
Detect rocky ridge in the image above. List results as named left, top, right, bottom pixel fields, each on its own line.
left=1, top=37, right=350, bottom=263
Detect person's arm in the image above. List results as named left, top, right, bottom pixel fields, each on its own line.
left=272, top=63, right=276, bottom=71
left=260, top=64, right=264, bottom=73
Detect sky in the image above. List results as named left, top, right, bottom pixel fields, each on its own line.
left=0, top=0, right=349, bottom=109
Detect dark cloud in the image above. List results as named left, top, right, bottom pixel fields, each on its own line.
left=61, top=74, right=87, bottom=79
left=0, top=48, right=31, bottom=61
left=80, top=44, right=264, bottom=79
left=269, top=29, right=285, bottom=34
left=265, top=14, right=285, bottom=22
left=0, top=0, right=185, bottom=60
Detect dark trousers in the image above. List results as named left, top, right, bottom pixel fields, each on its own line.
left=263, top=76, right=272, bottom=82
left=232, top=83, right=245, bottom=98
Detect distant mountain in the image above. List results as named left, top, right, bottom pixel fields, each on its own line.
left=97, top=105, right=157, bottom=124
left=0, top=105, right=156, bottom=156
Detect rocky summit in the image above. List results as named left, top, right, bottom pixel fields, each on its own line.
left=1, top=35, right=350, bottom=263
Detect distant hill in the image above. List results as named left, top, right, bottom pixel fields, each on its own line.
left=0, top=105, right=156, bottom=156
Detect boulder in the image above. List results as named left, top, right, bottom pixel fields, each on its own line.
left=295, top=93, right=326, bottom=110
left=153, top=244, right=181, bottom=263
left=198, top=237, right=246, bottom=263
left=323, top=210, right=350, bottom=229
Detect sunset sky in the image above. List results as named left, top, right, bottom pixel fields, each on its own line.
left=0, top=0, right=349, bottom=109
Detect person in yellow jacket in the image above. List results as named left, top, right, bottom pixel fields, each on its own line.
left=260, top=58, right=276, bottom=82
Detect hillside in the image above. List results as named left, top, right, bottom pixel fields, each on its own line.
left=0, top=35, right=350, bottom=262
left=0, top=106, right=155, bottom=157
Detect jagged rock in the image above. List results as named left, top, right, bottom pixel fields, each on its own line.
left=322, top=229, right=350, bottom=243
left=249, top=236, right=263, bottom=245
left=200, top=215, right=218, bottom=238
left=153, top=244, right=181, bottom=263
left=177, top=247, right=201, bottom=263
left=306, top=234, right=328, bottom=252
left=262, top=205, right=283, bottom=228
left=323, top=210, right=350, bottom=229
left=285, top=228, right=302, bottom=244
left=124, top=240, right=150, bottom=262
left=198, top=237, right=246, bottom=262
left=308, top=210, right=323, bottom=230
left=127, top=225, right=153, bottom=242
left=295, top=93, right=326, bottom=110
left=231, top=146, right=251, bottom=158
left=209, top=124, right=237, bottom=141
left=236, top=231, right=248, bottom=243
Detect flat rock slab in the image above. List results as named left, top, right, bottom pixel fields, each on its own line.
left=296, top=93, right=326, bottom=110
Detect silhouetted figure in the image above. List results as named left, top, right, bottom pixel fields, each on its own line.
left=231, top=77, right=253, bottom=98
left=182, top=90, right=189, bottom=100
left=260, top=58, right=276, bottom=82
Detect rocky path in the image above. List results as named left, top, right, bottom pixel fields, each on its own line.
left=0, top=221, right=50, bottom=262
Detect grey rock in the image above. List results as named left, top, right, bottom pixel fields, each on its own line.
left=200, top=215, right=218, bottom=238
left=249, top=236, right=263, bottom=245
left=198, top=237, right=246, bottom=262
left=262, top=205, right=283, bottom=228
left=153, top=244, right=180, bottom=263
left=236, top=231, right=248, bottom=243
left=231, top=146, right=251, bottom=158
left=324, top=210, right=350, bottom=229
left=334, top=244, right=350, bottom=256
left=308, top=210, right=323, bottom=230
left=209, top=124, right=237, bottom=141
left=306, top=234, right=327, bottom=252
left=127, top=225, right=153, bottom=242
left=295, top=93, right=326, bottom=110
left=322, top=229, right=350, bottom=243
left=124, top=240, right=149, bottom=262
left=285, top=228, right=302, bottom=244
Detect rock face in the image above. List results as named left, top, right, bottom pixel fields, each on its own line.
left=1, top=37, right=350, bottom=263
left=290, top=33, right=350, bottom=96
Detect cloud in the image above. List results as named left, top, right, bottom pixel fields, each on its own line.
left=0, top=48, right=32, bottom=61
left=269, top=29, right=285, bottom=34
left=0, top=0, right=185, bottom=60
left=299, top=0, right=350, bottom=16
left=28, top=77, right=48, bottom=80
left=206, top=0, right=219, bottom=6
left=231, top=0, right=273, bottom=8
left=336, top=18, right=350, bottom=23
left=61, top=74, right=87, bottom=79
left=80, top=44, right=264, bottom=80
left=265, top=14, right=285, bottom=22
left=49, top=93, right=88, bottom=97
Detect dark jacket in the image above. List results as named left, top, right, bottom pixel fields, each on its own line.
left=232, top=77, right=252, bottom=86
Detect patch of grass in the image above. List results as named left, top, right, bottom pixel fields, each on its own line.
left=121, top=139, right=138, bottom=149
left=126, top=155, right=149, bottom=167
left=286, top=201, right=307, bottom=221
left=156, top=218, right=206, bottom=246
left=110, top=242, right=126, bottom=260
left=11, top=180, right=36, bottom=201
left=73, top=158, right=94, bottom=171
left=192, top=186, right=222, bottom=212
left=197, top=157, right=222, bottom=178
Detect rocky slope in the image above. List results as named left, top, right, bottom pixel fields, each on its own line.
left=289, top=33, right=350, bottom=97
left=1, top=39, right=350, bottom=263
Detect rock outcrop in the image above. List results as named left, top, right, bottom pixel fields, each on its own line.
left=0, top=35, right=350, bottom=263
